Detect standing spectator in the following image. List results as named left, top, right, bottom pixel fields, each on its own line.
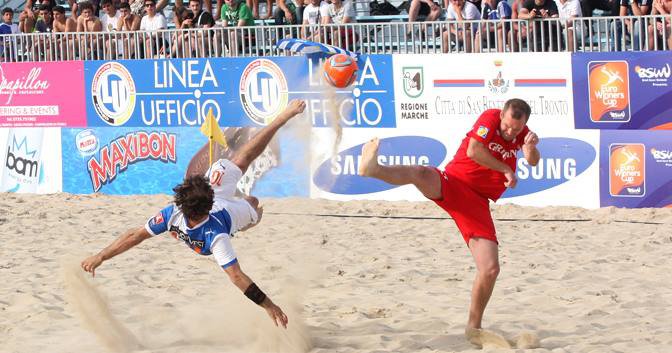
left=219, top=0, right=255, bottom=53
left=0, top=8, right=19, bottom=61
left=52, top=6, right=77, bottom=59
left=274, top=0, right=303, bottom=26
left=302, top=0, right=329, bottom=41
left=518, top=0, right=560, bottom=51
left=140, top=0, right=167, bottom=57
left=407, top=0, right=443, bottom=38
left=325, top=0, right=357, bottom=48
left=442, top=0, right=481, bottom=52
left=554, top=0, right=581, bottom=51
left=116, top=2, right=141, bottom=58
left=476, top=0, right=512, bottom=52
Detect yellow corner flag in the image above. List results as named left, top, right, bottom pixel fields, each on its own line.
left=200, top=108, right=228, bottom=166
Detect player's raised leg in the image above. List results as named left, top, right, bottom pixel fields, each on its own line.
left=231, top=100, right=306, bottom=174
left=358, top=137, right=442, bottom=200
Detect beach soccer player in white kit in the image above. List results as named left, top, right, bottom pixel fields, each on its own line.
left=81, top=100, right=308, bottom=328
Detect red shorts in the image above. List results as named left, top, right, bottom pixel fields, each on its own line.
left=429, top=168, right=498, bottom=245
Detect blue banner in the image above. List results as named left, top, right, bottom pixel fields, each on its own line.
left=572, top=52, right=672, bottom=130
left=61, top=127, right=308, bottom=196
left=84, top=55, right=396, bottom=129
left=600, top=130, right=672, bottom=207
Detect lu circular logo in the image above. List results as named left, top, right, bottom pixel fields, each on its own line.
left=239, top=59, right=289, bottom=125
left=91, top=62, right=136, bottom=126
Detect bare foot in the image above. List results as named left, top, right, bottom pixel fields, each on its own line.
left=358, top=138, right=380, bottom=177
left=465, top=327, right=512, bottom=349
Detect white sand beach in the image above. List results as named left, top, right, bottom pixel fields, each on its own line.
left=1, top=193, right=671, bottom=353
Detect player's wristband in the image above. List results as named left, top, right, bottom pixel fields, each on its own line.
left=244, top=283, right=267, bottom=305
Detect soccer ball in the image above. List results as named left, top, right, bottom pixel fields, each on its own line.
left=323, top=54, right=358, bottom=88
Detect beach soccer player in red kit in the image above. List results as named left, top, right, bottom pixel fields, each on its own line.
left=358, top=98, right=540, bottom=345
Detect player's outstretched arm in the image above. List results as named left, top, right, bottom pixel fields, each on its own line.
left=223, top=262, right=289, bottom=328
left=81, top=226, right=152, bottom=277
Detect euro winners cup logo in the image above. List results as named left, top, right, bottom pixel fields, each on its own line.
left=588, top=61, right=631, bottom=123
left=609, top=143, right=645, bottom=197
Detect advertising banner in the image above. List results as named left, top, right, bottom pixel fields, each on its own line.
left=573, top=51, right=672, bottom=130
left=61, top=127, right=308, bottom=196
left=84, top=56, right=395, bottom=129
left=600, top=130, right=672, bottom=208
left=393, top=53, right=573, bottom=131
left=0, top=128, right=62, bottom=193
left=0, top=62, right=86, bottom=127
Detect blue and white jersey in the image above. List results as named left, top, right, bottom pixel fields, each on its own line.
left=145, top=159, right=259, bottom=269
left=481, top=0, right=512, bottom=20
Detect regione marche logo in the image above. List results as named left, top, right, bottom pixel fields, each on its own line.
left=91, top=62, right=136, bottom=126
left=402, top=67, right=423, bottom=98
left=239, top=59, right=289, bottom=126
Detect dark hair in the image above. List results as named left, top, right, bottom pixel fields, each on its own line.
left=173, top=175, right=214, bottom=221
left=118, top=2, right=130, bottom=10
left=188, top=0, right=201, bottom=4
left=503, top=98, right=531, bottom=121
left=100, top=0, right=113, bottom=7
left=79, top=1, right=94, bottom=12
left=2, top=7, right=13, bottom=15
left=53, top=5, right=65, bottom=13
left=39, top=4, right=51, bottom=12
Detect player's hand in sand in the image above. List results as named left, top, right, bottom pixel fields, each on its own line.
left=81, top=254, right=103, bottom=277
left=262, top=299, right=289, bottom=328
left=503, top=167, right=517, bottom=188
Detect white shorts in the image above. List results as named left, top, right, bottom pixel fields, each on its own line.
left=206, top=159, right=259, bottom=233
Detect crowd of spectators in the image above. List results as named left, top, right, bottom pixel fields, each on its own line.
left=0, top=0, right=670, bottom=60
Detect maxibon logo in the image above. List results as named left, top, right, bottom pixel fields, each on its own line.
left=313, top=136, right=447, bottom=195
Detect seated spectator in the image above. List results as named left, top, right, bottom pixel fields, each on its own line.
left=554, top=0, right=581, bottom=51
left=100, top=0, right=121, bottom=32
left=518, top=0, right=560, bottom=51
left=647, top=0, right=671, bottom=50
left=116, top=2, right=141, bottom=58
left=246, top=0, right=274, bottom=19
left=77, top=2, right=103, bottom=58
left=324, top=0, right=357, bottom=48
left=476, top=0, right=512, bottom=52
left=442, top=0, right=481, bottom=52
left=274, top=0, right=303, bottom=25
left=0, top=7, right=19, bottom=61
left=302, top=0, right=329, bottom=42
left=407, top=0, right=443, bottom=38
left=219, top=0, right=255, bottom=53
left=140, top=0, right=167, bottom=57
left=52, top=6, right=77, bottom=59
left=172, top=0, right=215, bottom=57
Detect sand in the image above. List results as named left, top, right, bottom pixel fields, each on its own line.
left=1, top=193, right=672, bottom=353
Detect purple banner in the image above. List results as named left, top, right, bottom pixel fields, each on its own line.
left=573, top=52, right=672, bottom=130
left=600, top=130, right=672, bottom=208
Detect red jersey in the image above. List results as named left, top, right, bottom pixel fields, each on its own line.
left=445, top=109, right=529, bottom=201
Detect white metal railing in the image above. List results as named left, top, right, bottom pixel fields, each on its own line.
left=0, top=15, right=670, bottom=62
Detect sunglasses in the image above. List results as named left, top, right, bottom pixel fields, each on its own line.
left=144, top=3, right=155, bottom=7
